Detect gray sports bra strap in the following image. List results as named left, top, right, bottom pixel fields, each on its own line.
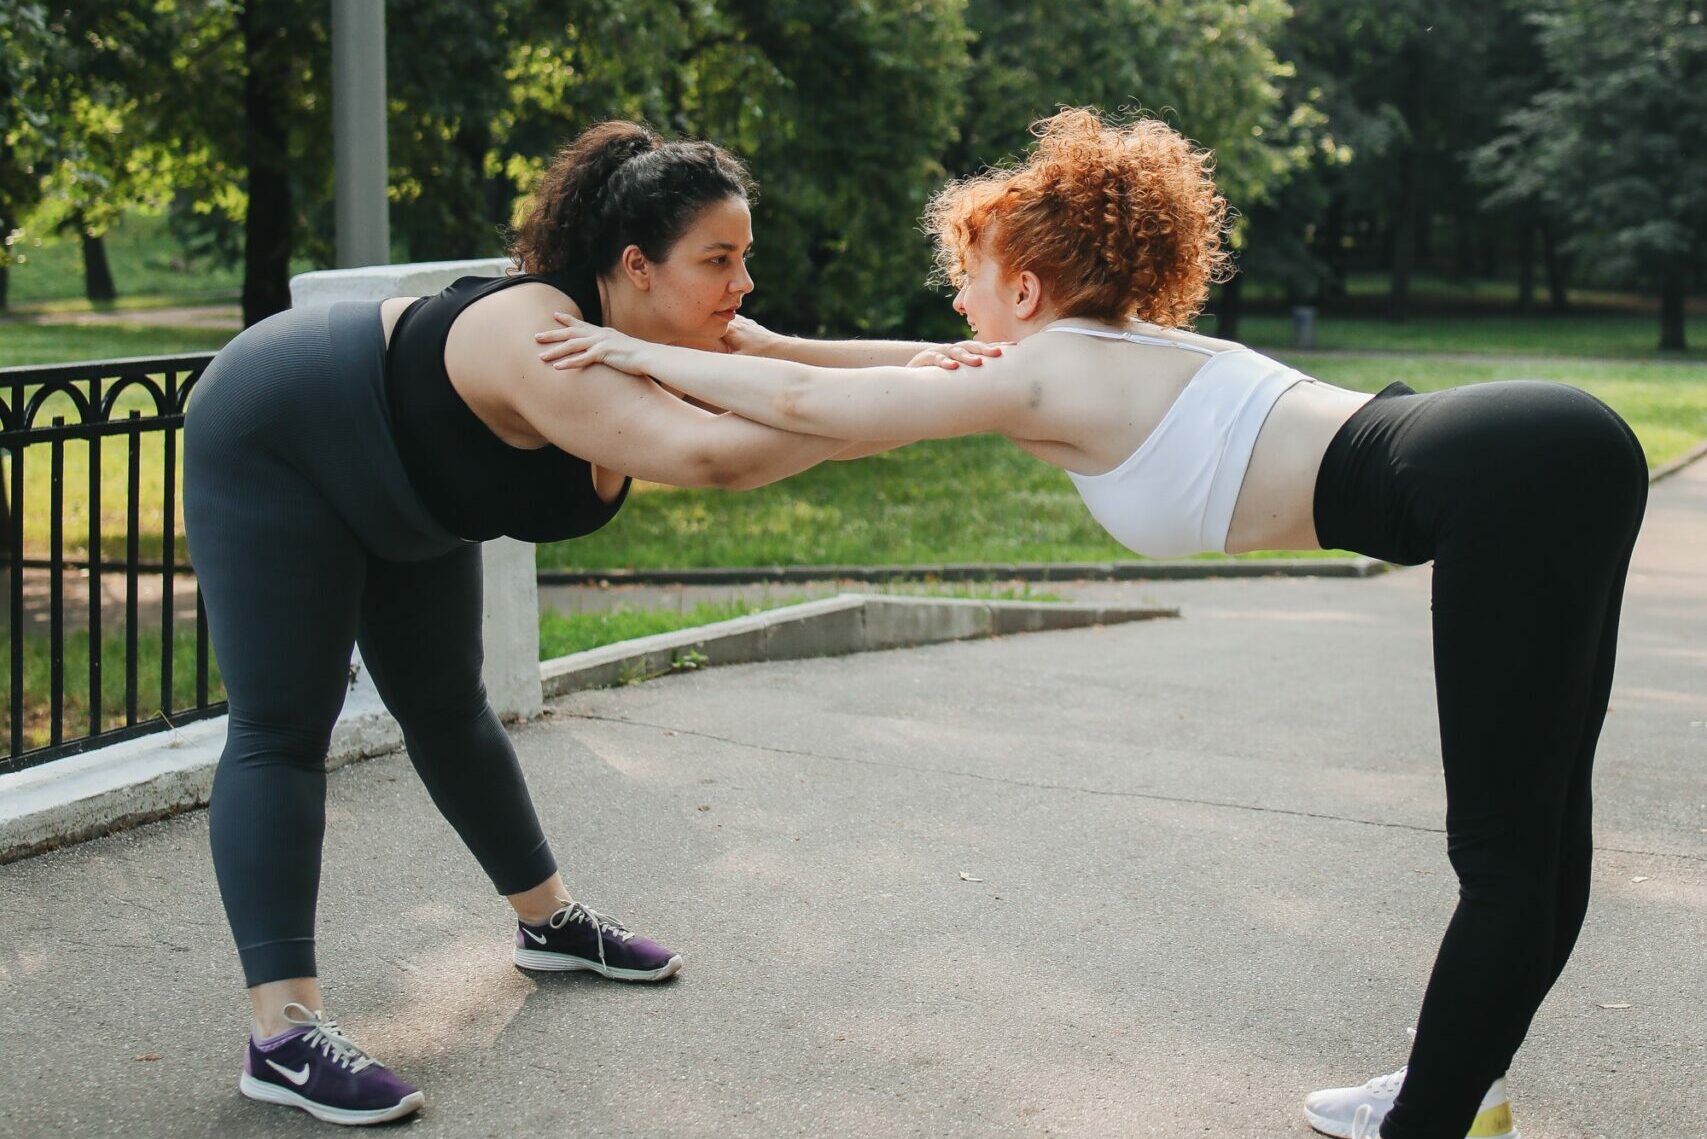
left=1043, top=323, right=1218, bottom=357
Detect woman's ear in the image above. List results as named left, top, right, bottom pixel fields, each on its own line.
left=1014, top=269, right=1044, bottom=320
left=620, top=245, right=652, bottom=292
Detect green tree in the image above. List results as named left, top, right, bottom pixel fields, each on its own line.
left=954, top=0, right=1316, bottom=336
left=0, top=4, right=59, bottom=310
left=1476, top=0, right=1706, bottom=350
left=1271, top=1, right=1528, bottom=320
left=719, top=0, right=969, bottom=335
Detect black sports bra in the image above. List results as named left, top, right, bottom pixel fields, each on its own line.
left=383, top=267, right=630, bottom=543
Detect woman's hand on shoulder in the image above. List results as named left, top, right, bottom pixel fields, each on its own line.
left=535, top=314, right=651, bottom=376
left=907, top=339, right=1007, bottom=370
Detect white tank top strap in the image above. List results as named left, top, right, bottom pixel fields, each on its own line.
left=1039, top=322, right=1307, bottom=557
left=1042, top=322, right=1220, bottom=357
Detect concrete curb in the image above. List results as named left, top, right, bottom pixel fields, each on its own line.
left=537, top=556, right=1391, bottom=587
left=1649, top=438, right=1707, bottom=485
left=0, top=594, right=1175, bottom=865
left=540, top=593, right=1176, bottom=699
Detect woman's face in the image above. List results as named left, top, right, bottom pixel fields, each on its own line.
left=952, top=244, right=1021, bottom=342
left=644, top=196, right=756, bottom=343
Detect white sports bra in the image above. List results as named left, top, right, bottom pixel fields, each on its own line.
left=1047, top=323, right=1308, bottom=558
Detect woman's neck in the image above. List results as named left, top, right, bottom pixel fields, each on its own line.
left=1010, top=305, right=1066, bottom=342
left=598, top=276, right=675, bottom=343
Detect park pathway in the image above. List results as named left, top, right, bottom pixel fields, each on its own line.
left=0, top=461, right=1701, bottom=1138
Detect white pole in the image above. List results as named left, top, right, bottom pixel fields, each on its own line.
left=333, top=0, right=389, bottom=268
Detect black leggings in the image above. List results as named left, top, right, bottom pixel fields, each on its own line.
left=1313, top=380, right=1648, bottom=1138
left=184, top=302, right=557, bottom=988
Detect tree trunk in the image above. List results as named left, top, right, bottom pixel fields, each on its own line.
left=241, top=2, right=293, bottom=327
left=1659, top=269, right=1686, bottom=352
left=456, top=122, right=492, bottom=256
left=1541, top=220, right=1570, bottom=311
left=1389, top=154, right=1416, bottom=322
left=1215, top=272, right=1243, bottom=341
left=1321, top=197, right=1347, bottom=305
left=1479, top=217, right=1500, bottom=279
left=1517, top=220, right=1536, bottom=310
left=79, top=217, right=117, bottom=303
left=1453, top=210, right=1475, bottom=280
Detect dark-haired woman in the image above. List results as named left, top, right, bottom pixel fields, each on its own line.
left=540, top=108, right=1648, bottom=1139
left=185, top=120, right=979, bottom=1126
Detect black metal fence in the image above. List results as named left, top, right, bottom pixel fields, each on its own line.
left=2, top=354, right=224, bottom=772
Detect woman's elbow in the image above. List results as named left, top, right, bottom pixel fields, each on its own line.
left=680, top=443, right=756, bottom=491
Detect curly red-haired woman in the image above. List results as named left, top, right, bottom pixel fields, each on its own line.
left=540, top=108, right=1648, bottom=1139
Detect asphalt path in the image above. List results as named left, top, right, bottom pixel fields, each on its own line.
left=2, top=463, right=1702, bottom=1138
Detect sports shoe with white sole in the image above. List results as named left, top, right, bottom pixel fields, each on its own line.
left=1306, top=1048, right=1517, bottom=1139
left=239, top=1002, right=424, bottom=1126
left=513, top=899, right=682, bottom=981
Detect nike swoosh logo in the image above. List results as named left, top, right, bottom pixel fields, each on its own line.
left=522, top=927, right=547, bottom=944
left=266, top=1058, right=311, bottom=1086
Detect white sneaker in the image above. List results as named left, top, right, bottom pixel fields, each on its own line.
left=1305, top=1042, right=1517, bottom=1138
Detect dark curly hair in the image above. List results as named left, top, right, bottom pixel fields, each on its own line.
left=508, top=120, right=756, bottom=277
left=924, top=108, right=1232, bottom=328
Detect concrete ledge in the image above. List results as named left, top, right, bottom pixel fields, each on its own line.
left=288, top=257, right=510, bottom=306
left=536, top=556, right=1391, bottom=587
left=1650, top=438, right=1707, bottom=485
left=540, top=593, right=1176, bottom=700
left=2, top=594, right=1173, bottom=863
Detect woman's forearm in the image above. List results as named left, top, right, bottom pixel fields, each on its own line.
left=756, top=336, right=937, bottom=368
left=631, top=342, right=903, bottom=437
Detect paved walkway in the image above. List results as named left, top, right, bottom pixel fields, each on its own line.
left=2, top=462, right=1702, bottom=1138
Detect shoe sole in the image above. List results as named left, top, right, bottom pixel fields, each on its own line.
left=239, top=1074, right=424, bottom=1126
left=512, top=946, right=683, bottom=981
left=1304, top=1105, right=1518, bottom=1139
left=1305, top=1105, right=1359, bottom=1137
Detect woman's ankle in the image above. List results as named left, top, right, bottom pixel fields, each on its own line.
left=248, top=977, right=324, bottom=1038
left=508, top=872, right=572, bottom=926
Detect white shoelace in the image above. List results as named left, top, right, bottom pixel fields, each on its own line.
left=547, top=900, right=637, bottom=972
left=1365, top=1066, right=1407, bottom=1097
left=1351, top=1103, right=1381, bottom=1139
left=281, top=1001, right=378, bottom=1074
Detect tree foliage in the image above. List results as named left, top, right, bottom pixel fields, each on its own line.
left=1475, top=0, right=1707, bottom=348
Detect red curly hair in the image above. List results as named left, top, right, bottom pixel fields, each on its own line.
left=925, top=108, right=1232, bottom=328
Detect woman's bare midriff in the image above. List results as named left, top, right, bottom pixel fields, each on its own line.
left=1223, top=380, right=1375, bottom=554
left=377, top=294, right=625, bottom=505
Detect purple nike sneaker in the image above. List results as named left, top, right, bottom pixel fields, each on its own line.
left=513, top=899, right=683, bottom=981
left=239, top=1002, right=424, bottom=1125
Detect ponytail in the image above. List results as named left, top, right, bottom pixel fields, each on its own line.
left=510, top=120, right=755, bottom=278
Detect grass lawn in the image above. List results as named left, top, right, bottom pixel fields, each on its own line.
left=0, top=322, right=235, bottom=368
left=2, top=626, right=224, bottom=755
left=4, top=212, right=246, bottom=307
left=1237, top=311, right=1707, bottom=362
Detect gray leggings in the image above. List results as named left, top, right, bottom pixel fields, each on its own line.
left=184, top=302, right=557, bottom=987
